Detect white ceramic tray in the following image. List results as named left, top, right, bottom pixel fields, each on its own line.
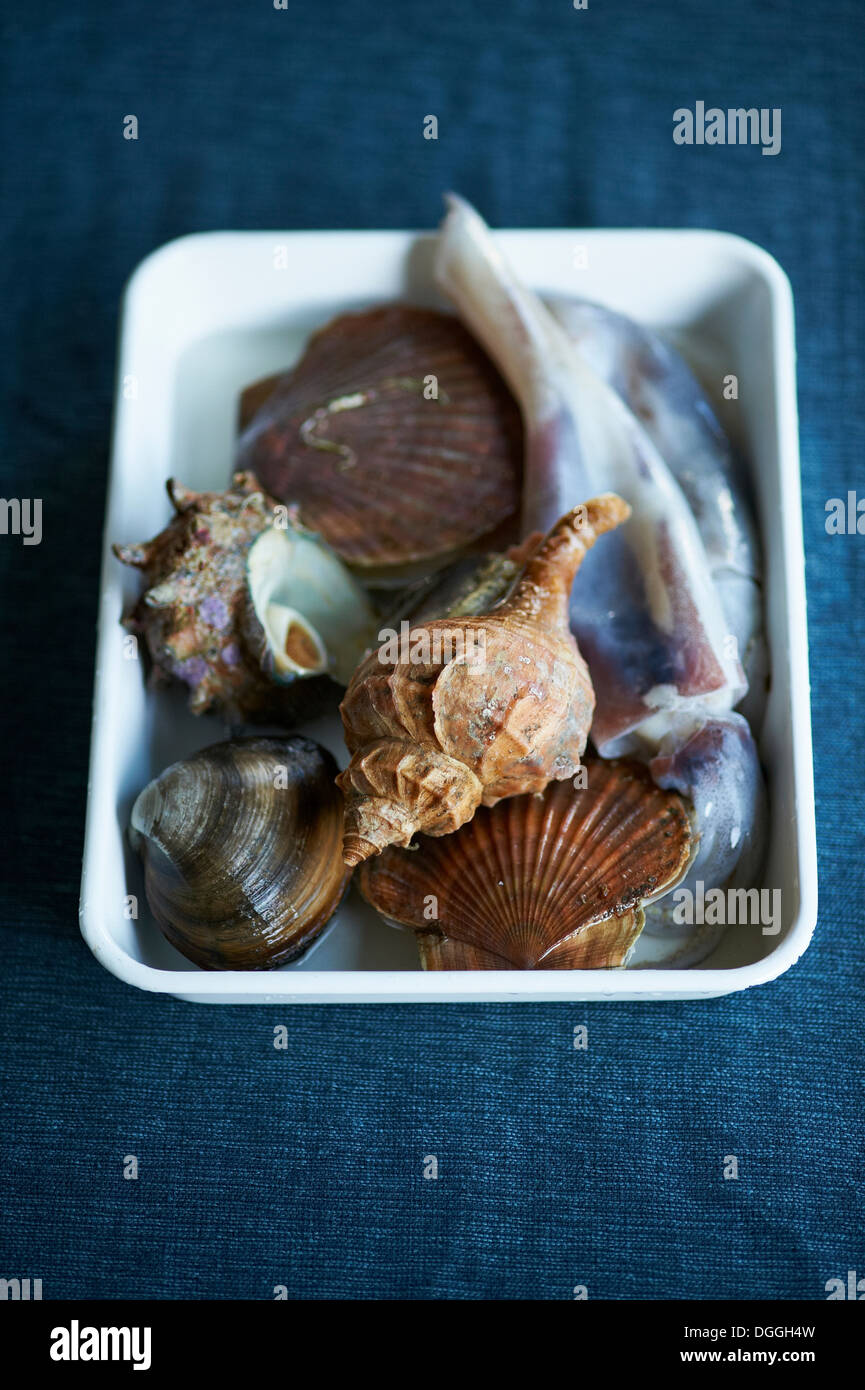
left=79, top=227, right=816, bottom=1003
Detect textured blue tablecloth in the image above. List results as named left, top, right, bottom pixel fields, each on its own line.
left=1, top=0, right=862, bottom=1300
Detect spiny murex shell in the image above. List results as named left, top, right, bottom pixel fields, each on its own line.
left=337, top=493, right=631, bottom=865
left=130, top=736, right=351, bottom=969
left=113, top=472, right=376, bottom=722
left=235, top=305, right=523, bottom=572
left=359, top=759, right=691, bottom=969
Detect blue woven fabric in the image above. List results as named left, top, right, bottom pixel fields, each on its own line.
left=1, top=0, right=862, bottom=1300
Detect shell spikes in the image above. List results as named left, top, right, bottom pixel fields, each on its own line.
left=166, top=477, right=201, bottom=513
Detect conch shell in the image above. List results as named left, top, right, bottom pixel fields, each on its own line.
left=130, top=736, right=351, bottom=969
left=337, top=493, right=630, bottom=865
left=359, top=759, right=691, bottom=969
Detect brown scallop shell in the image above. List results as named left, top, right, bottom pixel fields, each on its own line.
left=130, top=736, right=351, bottom=970
left=357, top=759, right=691, bottom=969
left=235, top=305, right=523, bottom=571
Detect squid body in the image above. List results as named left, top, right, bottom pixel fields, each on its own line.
left=546, top=295, right=768, bottom=730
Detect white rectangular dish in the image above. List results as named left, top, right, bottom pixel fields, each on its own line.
left=79, top=226, right=816, bottom=1002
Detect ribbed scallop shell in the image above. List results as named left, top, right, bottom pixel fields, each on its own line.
left=358, top=759, right=691, bottom=969
left=130, top=737, right=351, bottom=970
left=235, top=306, right=522, bottom=570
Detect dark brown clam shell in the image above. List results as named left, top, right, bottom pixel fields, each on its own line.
left=358, top=759, right=691, bottom=969
left=235, top=305, right=523, bottom=570
left=130, top=737, right=351, bottom=969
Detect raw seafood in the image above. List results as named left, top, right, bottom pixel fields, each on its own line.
left=236, top=305, right=522, bottom=577
left=359, top=760, right=691, bottom=969
left=114, top=472, right=376, bottom=722
left=435, top=196, right=766, bottom=954
left=130, top=737, right=351, bottom=969
left=546, top=295, right=767, bottom=728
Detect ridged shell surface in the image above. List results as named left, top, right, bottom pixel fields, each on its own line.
left=236, top=306, right=523, bottom=569
left=358, top=759, right=691, bottom=969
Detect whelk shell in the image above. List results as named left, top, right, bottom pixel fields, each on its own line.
left=337, top=494, right=631, bottom=865
left=130, top=736, right=351, bottom=969
left=236, top=305, right=523, bottom=573
left=358, top=759, right=691, bottom=969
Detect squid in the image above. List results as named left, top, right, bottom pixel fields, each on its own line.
left=435, top=195, right=767, bottom=961
left=545, top=295, right=768, bottom=730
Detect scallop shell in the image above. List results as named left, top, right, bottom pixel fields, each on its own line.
left=235, top=306, right=522, bottom=572
left=130, top=737, right=351, bottom=969
left=357, top=759, right=691, bottom=969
